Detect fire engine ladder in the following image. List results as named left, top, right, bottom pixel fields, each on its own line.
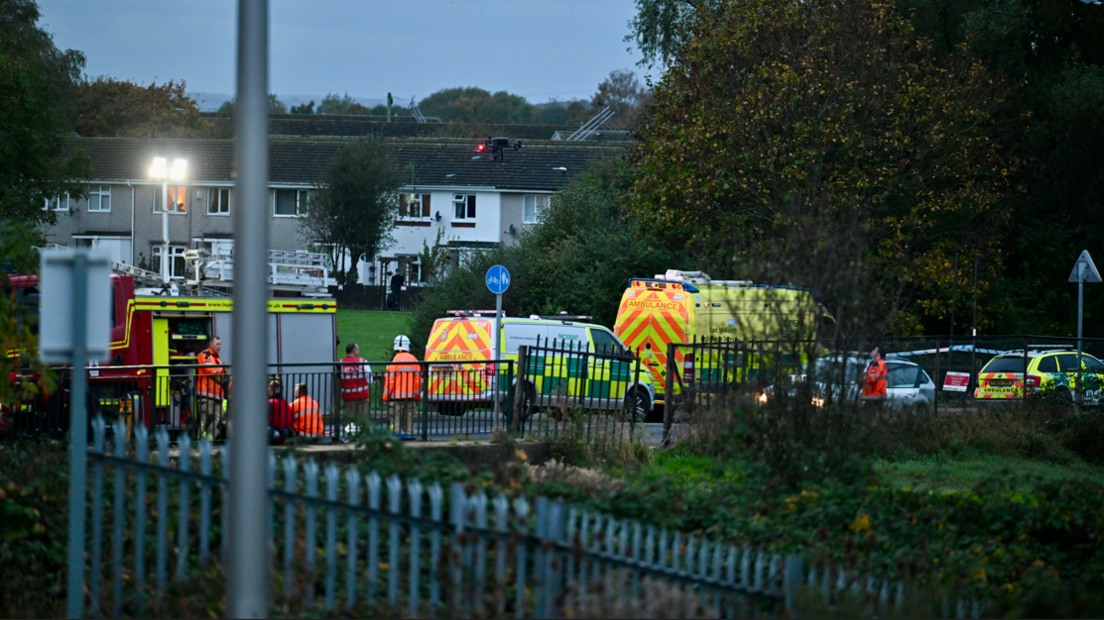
left=112, top=261, right=230, bottom=297
left=195, top=249, right=336, bottom=295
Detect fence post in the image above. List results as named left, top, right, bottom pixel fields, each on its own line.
left=333, top=362, right=343, bottom=443
left=420, top=363, right=430, bottom=441
left=1023, top=335, right=1029, bottom=403
left=664, top=342, right=676, bottom=447
left=513, top=346, right=529, bottom=435
left=784, top=554, right=805, bottom=614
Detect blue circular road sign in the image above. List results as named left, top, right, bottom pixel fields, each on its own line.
left=486, top=265, right=511, bottom=294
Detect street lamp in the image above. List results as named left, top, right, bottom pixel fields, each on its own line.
left=150, top=157, right=187, bottom=284
left=552, top=166, right=567, bottom=188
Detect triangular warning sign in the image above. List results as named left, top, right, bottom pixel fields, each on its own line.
left=1069, top=250, right=1103, bottom=283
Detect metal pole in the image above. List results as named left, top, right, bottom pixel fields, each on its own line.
left=162, top=180, right=169, bottom=284
left=970, top=256, right=978, bottom=401
left=1078, top=263, right=1085, bottom=404
left=228, top=0, right=269, bottom=616
left=66, top=253, right=88, bottom=619
left=492, top=292, right=503, bottom=432
left=949, top=253, right=958, bottom=338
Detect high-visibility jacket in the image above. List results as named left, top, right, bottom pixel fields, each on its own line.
left=861, top=358, right=888, bottom=400
left=383, top=351, right=422, bottom=401
left=196, top=348, right=225, bottom=400
left=290, top=395, right=323, bottom=435
left=340, top=355, right=373, bottom=401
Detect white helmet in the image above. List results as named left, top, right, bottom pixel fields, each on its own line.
left=393, top=334, right=411, bottom=352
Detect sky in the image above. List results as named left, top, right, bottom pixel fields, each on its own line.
left=35, top=0, right=645, bottom=110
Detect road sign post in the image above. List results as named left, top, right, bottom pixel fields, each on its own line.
left=486, top=265, right=510, bottom=432
left=1069, top=251, right=1101, bottom=405
left=41, top=249, right=112, bottom=619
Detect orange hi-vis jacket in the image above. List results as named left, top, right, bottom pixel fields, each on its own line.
left=383, top=351, right=422, bottom=401
left=340, top=355, right=372, bottom=402
left=861, top=358, right=888, bottom=400
left=290, top=395, right=324, bottom=435
left=196, top=347, right=225, bottom=400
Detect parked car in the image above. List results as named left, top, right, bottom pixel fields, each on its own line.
left=782, top=355, right=937, bottom=408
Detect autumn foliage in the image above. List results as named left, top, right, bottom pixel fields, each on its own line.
left=631, top=0, right=1019, bottom=334
left=75, top=77, right=211, bottom=138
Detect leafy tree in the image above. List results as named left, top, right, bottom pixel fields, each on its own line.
left=624, top=0, right=721, bottom=67
left=630, top=0, right=1018, bottom=336
left=301, top=137, right=402, bottom=286
left=216, top=93, right=287, bottom=115
left=317, top=92, right=356, bottom=115
left=592, top=69, right=653, bottom=127
left=0, top=0, right=91, bottom=224
left=75, top=77, right=211, bottom=138
left=370, top=103, right=405, bottom=117
left=418, top=87, right=539, bottom=124
left=290, top=100, right=315, bottom=114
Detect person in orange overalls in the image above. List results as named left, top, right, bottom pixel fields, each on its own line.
left=383, top=335, right=421, bottom=440
left=290, top=383, right=324, bottom=437
left=861, top=346, right=888, bottom=409
left=196, top=336, right=226, bottom=440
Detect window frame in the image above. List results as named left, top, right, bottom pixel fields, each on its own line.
left=45, top=193, right=70, bottom=212
left=206, top=187, right=231, bottom=216
left=453, top=194, right=476, bottom=220
left=150, top=244, right=188, bottom=280
left=87, top=185, right=111, bottom=213
left=152, top=185, right=188, bottom=214
left=522, top=194, right=550, bottom=224
left=273, top=188, right=310, bottom=218
left=398, top=193, right=432, bottom=220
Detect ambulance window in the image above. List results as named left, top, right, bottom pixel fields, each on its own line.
left=589, top=328, right=624, bottom=356
left=1036, top=356, right=1058, bottom=373
left=503, top=323, right=549, bottom=354
left=550, top=325, right=587, bottom=349
left=1084, top=356, right=1104, bottom=372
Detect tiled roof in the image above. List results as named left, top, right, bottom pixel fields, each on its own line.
left=201, top=112, right=631, bottom=142
left=67, top=136, right=628, bottom=192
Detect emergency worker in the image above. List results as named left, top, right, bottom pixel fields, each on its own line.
left=290, top=383, right=324, bottom=436
left=383, top=335, right=421, bottom=439
left=340, top=343, right=374, bottom=417
left=196, top=336, right=226, bottom=440
left=861, top=346, right=888, bottom=408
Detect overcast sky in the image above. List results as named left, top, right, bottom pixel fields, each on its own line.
left=36, top=0, right=644, bottom=109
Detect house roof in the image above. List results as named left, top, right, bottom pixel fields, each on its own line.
left=200, top=112, right=632, bottom=142
left=68, top=136, right=629, bottom=192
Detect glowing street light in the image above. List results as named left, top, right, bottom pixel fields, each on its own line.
left=150, top=157, right=187, bottom=284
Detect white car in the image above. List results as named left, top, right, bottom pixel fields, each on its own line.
left=787, top=355, right=937, bottom=408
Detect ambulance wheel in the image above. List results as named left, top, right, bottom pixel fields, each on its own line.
left=439, top=403, right=468, bottom=417
left=516, top=383, right=536, bottom=423
left=624, top=388, right=651, bottom=424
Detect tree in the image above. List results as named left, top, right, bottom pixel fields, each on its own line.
left=592, top=69, right=653, bottom=127
left=0, top=0, right=91, bottom=224
left=631, top=0, right=1018, bottom=335
left=75, top=77, right=211, bottom=138
left=216, top=93, right=287, bottom=114
left=317, top=92, right=356, bottom=115
left=418, top=87, right=539, bottom=124
left=624, top=0, right=721, bottom=67
left=301, top=138, right=402, bottom=286
left=290, top=100, right=315, bottom=114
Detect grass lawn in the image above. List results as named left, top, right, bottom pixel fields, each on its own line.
left=336, top=310, right=411, bottom=362
left=876, top=452, right=1104, bottom=492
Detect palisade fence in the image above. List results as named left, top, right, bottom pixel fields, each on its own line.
left=1, top=360, right=516, bottom=442
left=79, top=415, right=976, bottom=619
left=512, top=337, right=653, bottom=443
left=327, top=284, right=428, bottom=311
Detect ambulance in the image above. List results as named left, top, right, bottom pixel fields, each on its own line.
left=424, top=312, right=655, bottom=420
left=613, top=270, right=831, bottom=404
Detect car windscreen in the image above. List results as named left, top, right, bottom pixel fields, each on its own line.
left=887, top=364, right=920, bottom=388
left=804, top=359, right=862, bottom=384
left=1084, top=356, right=1104, bottom=373
left=981, top=356, right=1026, bottom=373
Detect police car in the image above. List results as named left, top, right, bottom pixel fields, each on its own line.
left=424, top=311, right=655, bottom=421
left=975, top=350, right=1104, bottom=404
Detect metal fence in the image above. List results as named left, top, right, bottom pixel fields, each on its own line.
left=76, top=415, right=958, bottom=618
left=327, top=284, right=427, bottom=311
left=0, top=360, right=515, bottom=442
left=512, top=337, right=652, bottom=441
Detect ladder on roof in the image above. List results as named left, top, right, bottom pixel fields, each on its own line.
left=565, top=107, right=617, bottom=141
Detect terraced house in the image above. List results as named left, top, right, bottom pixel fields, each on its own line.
left=43, top=135, right=625, bottom=285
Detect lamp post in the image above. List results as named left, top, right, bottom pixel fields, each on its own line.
left=149, top=157, right=187, bottom=284
left=552, top=166, right=567, bottom=189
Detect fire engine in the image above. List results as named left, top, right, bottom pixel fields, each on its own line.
left=2, top=249, right=339, bottom=437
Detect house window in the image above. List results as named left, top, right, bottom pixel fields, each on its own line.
left=150, top=244, right=187, bottom=279
left=453, top=194, right=476, bottom=219
left=87, top=186, right=111, bottom=212
left=154, top=186, right=188, bottom=213
left=523, top=195, right=550, bottom=224
left=399, top=193, right=431, bottom=219
left=44, top=193, right=70, bottom=211
left=207, top=188, right=230, bottom=215
left=274, top=189, right=309, bottom=217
